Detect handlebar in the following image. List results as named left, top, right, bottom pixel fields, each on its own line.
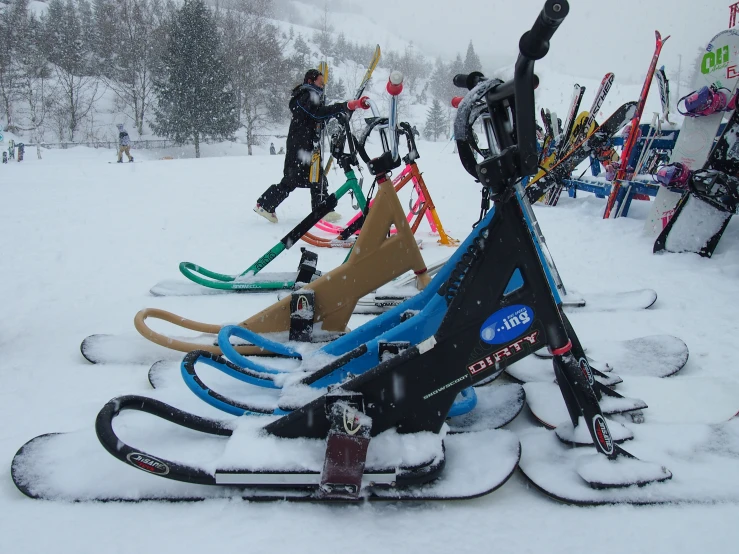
left=453, top=0, right=569, bottom=188
left=453, top=71, right=485, bottom=91
left=520, top=0, right=569, bottom=60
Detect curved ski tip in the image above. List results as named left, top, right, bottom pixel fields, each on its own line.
left=644, top=289, right=658, bottom=310
left=148, top=360, right=170, bottom=389
left=80, top=334, right=111, bottom=364
left=11, top=433, right=62, bottom=499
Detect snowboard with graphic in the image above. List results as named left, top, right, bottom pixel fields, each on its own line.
left=646, top=29, right=739, bottom=236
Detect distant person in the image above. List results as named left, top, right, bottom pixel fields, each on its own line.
left=253, top=68, right=369, bottom=223
left=270, top=142, right=276, bottom=155
left=116, top=123, right=134, bottom=163
left=278, top=146, right=285, bottom=155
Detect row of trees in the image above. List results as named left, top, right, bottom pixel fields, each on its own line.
left=0, top=0, right=484, bottom=154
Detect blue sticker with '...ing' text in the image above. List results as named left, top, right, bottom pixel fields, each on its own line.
left=479, top=305, right=534, bottom=345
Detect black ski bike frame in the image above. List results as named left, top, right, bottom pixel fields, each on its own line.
left=95, top=0, right=639, bottom=490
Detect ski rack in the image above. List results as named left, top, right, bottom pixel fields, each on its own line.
left=134, top=88, right=432, bottom=358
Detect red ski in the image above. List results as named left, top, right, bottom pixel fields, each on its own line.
left=603, top=31, right=669, bottom=219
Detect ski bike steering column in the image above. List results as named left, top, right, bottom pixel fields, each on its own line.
left=453, top=0, right=665, bottom=472
left=455, top=0, right=567, bottom=187
left=452, top=0, right=671, bottom=487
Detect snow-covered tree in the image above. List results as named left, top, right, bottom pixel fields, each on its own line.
left=100, top=0, right=167, bottom=135
left=152, top=0, right=238, bottom=157
left=0, top=0, right=33, bottom=130
left=424, top=98, right=446, bottom=141
left=43, top=0, right=103, bottom=141
left=463, top=41, right=482, bottom=74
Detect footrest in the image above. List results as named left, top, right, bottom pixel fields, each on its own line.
left=290, top=289, right=315, bottom=342
left=319, top=390, right=371, bottom=500
left=295, top=248, right=321, bottom=286
left=378, top=341, right=411, bottom=362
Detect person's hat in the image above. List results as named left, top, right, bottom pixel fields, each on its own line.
left=304, top=69, right=322, bottom=83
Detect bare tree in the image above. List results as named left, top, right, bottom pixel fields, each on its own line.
left=43, top=0, right=106, bottom=141
left=219, top=8, right=289, bottom=154
left=16, top=18, right=53, bottom=158
left=0, top=0, right=32, bottom=131
left=101, top=0, right=166, bottom=134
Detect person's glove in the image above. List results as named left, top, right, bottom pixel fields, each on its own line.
left=347, top=96, right=370, bottom=111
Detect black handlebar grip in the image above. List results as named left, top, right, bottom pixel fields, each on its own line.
left=453, top=71, right=486, bottom=91
left=519, top=0, right=569, bottom=60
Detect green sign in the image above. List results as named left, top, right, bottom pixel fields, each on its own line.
left=702, top=45, right=731, bottom=74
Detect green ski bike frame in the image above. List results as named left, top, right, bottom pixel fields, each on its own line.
left=179, top=168, right=367, bottom=292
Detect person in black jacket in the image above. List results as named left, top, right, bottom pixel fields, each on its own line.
left=254, top=69, right=369, bottom=223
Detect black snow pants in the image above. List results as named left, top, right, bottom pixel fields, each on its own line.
left=257, top=165, right=329, bottom=213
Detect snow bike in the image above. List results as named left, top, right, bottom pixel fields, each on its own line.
left=158, top=130, right=369, bottom=295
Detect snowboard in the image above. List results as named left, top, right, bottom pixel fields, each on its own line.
left=654, top=108, right=739, bottom=257
left=525, top=102, right=638, bottom=203
left=518, top=418, right=739, bottom=505
left=645, top=29, right=739, bottom=237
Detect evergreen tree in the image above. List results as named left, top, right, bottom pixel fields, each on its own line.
left=92, top=0, right=119, bottom=74
left=445, top=53, right=464, bottom=101
left=424, top=98, right=446, bottom=141
left=463, top=41, right=482, bottom=74
left=334, top=32, right=347, bottom=63
left=293, top=33, right=310, bottom=63
left=330, top=77, right=346, bottom=102
left=152, top=0, right=238, bottom=158
left=429, top=57, right=448, bottom=102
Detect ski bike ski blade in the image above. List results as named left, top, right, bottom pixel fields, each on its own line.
left=11, top=403, right=521, bottom=502
left=516, top=419, right=739, bottom=505
left=531, top=335, right=688, bottom=377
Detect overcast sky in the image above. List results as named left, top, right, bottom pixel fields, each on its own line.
left=326, top=0, right=731, bottom=83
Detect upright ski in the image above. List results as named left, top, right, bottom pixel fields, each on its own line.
left=603, top=31, right=669, bottom=219
left=323, top=45, right=381, bottom=174
left=524, top=101, right=638, bottom=202
left=656, top=65, right=671, bottom=123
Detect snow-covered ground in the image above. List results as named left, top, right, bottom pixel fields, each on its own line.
left=2, top=139, right=739, bottom=553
